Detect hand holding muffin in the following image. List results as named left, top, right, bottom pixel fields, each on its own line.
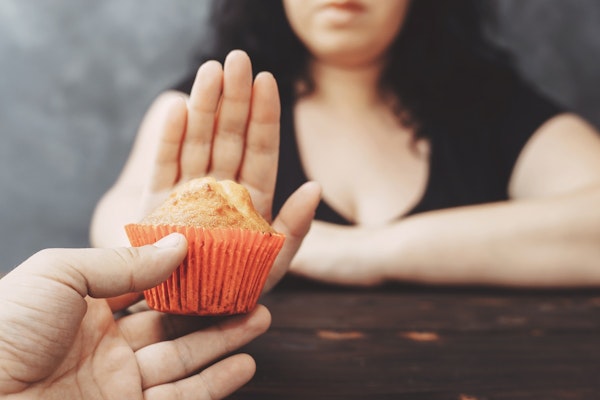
left=91, top=50, right=321, bottom=292
left=0, top=235, right=270, bottom=399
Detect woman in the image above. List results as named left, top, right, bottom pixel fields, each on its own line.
left=92, top=0, right=600, bottom=287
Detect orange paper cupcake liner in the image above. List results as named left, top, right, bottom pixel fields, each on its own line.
left=125, top=224, right=285, bottom=316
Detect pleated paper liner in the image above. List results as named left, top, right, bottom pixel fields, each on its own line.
left=124, top=224, right=285, bottom=316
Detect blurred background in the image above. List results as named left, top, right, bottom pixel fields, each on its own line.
left=1, top=0, right=599, bottom=272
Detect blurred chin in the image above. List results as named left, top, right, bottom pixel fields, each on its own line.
left=309, top=41, right=386, bottom=67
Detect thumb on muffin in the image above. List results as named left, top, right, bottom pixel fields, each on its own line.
left=15, top=233, right=188, bottom=303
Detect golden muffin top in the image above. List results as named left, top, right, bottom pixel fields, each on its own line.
left=140, top=177, right=275, bottom=233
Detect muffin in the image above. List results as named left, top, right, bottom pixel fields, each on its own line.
left=125, top=177, right=285, bottom=316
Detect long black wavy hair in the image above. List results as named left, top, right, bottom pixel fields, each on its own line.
left=186, top=0, right=518, bottom=138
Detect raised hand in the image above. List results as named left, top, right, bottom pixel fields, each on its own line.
left=91, top=50, right=320, bottom=290
left=141, top=50, right=282, bottom=220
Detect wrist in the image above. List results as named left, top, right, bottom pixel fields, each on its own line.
left=290, top=221, right=380, bottom=286
left=375, top=219, right=429, bottom=284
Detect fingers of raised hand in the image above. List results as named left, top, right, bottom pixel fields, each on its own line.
left=180, top=60, right=224, bottom=181
left=209, top=50, right=254, bottom=180
left=135, top=305, right=271, bottom=391
left=147, top=94, right=188, bottom=193
left=239, top=71, right=281, bottom=219
left=181, top=50, right=280, bottom=220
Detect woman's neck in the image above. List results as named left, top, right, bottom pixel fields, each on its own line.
left=306, top=59, right=386, bottom=110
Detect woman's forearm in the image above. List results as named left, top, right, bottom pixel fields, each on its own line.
left=293, top=185, right=600, bottom=287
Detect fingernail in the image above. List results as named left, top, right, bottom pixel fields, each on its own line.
left=154, top=233, right=183, bottom=249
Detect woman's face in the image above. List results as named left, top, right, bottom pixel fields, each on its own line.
left=282, top=0, right=412, bottom=67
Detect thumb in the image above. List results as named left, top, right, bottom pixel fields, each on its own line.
left=20, top=233, right=188, bottom=299
left=264, top=181, right=321, bottom=292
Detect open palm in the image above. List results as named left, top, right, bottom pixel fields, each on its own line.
left=91, top=50, right=320, bottom=291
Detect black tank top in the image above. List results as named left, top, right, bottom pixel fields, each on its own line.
left=273, top=79, right=562, bottom=225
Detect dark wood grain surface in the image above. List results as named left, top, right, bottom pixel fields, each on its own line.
left=231, top=277, right=600, bottom=400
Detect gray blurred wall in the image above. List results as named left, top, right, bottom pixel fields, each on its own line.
left=0, top=0, right=211, bottom=270
left=1, top=0, right=599, bottom=272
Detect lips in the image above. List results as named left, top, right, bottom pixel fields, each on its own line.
left=322, top=0, right=366, bottom=12
left=310, top=0, right=369, bottom=29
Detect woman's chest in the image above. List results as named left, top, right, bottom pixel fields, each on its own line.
left=294, top=104, right=429, bottom=225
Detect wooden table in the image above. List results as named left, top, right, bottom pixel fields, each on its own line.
left=232, top=277, right=600, bottom=400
